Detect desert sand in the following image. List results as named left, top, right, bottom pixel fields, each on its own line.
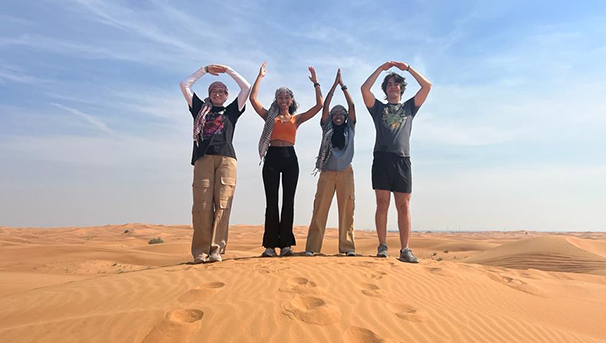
left=0, top=224, right=605, bottom=343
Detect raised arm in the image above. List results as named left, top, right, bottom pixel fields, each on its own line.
left=180, top=66, right=207, bottom=107
left=338, top=70, right=356, bottom=123
left=393, top=61, right=432, bottom=107
left=179, top=64, right=229, bottom=107
left=249, top=62, right=268, bottom=120
left=296, top=66, right=324, bottom=126
left=321, top=69, right=340, bottom=125
left=361, top=61, right=393, bottom=108
left=223, top=66, right=251, bottom=112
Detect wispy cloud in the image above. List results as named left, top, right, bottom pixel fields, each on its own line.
left=50, top=103, right=113, bottom=134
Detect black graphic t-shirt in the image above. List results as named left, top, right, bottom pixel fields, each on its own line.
left=190, top=93, right=245, bottom=165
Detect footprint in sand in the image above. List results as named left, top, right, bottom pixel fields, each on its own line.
left=357, top=261, right=380, bottom=268
left=279, top=277, right=325, bottom=295
left=360, top=283, right=386, bottom=298
left=388, top=303, right=425, bottom=322
left=167, top=309, right=204, bottom=323
left=424, top=266, right=452, bottom=277
left=142, top=309, right=204, bottom=343
left=178, top=282, right=225, bottom=303
left=366, top=271, right=388, bottom=280
left=486, top=273, right=545, bottom=297
left=282, top=295, right=341, bottom=326
left=343, top=326, right=389, bottom=343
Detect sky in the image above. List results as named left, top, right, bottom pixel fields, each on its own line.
left=1, top=0, right=605, bottom=231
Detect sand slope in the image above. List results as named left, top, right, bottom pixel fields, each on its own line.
left=0, top=225, right=605, bottom=343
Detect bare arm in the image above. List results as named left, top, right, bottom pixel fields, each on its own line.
left=361, top=61, right=393, bottom=108
left=393, top=62, right=432, bottom=107
left=296, top=66, right=324, bottom=126
left=321, top=70, right=340, bottom=125
left=249, top=62, right=268, bottom=120
left=338, top=70, right=356, bottom=123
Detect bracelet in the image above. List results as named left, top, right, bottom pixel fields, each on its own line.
left=314, top=82, right=320, bottom=88
left=406, top=64, right=410, bottom=71
left=341, top=85, right=348, bottom=90
left=204, top=66, right=209, bottom=73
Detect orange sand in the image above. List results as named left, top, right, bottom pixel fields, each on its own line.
left=0, top=224, right=605, bottom=342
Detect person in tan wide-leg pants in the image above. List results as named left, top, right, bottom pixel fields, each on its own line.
left=305, top=69, right=357, bottom=256
left=179, top=63, right=250, bottom=263
left=306, top=165, right=355, bottom=253
left=191, top=155, right=237, bottom=260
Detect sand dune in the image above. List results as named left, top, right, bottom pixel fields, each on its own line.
left=464, top=235, right=606, bottom=275
left=0, top=225, right=605, bottom=342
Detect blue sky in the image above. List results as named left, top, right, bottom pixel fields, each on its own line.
left=1, top=0, right=605, bottom=231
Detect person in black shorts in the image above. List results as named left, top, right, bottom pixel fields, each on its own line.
left=361, top=61, right=432, bottom=263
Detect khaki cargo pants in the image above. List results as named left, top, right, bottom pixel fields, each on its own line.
left=191, top=155, right=237, bottom=260
left=305, top=165, right=355, bottom=253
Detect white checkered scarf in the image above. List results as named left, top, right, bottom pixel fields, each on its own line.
left=193, top=81, right=227, bottom=146
left=258, top=87, right=296, bottom=163
left=313, top=105, right=347, bottom=176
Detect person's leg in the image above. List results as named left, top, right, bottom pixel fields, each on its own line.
left=305, top=170, right=336, bottom=253
left=371, top=152, right=393, bottom=248
left=336, top=166, right=355, bottom=254
left=191, top=155, right=216, bottom=261
left=262, top=151, right=281, bottom=249
left=279, top=149, right=299, bottom=249
left=393, top=192, right=412, bottom=249
left=210, top=156, right=237, bottom=257
left=375, top=190, right=390, bottom=245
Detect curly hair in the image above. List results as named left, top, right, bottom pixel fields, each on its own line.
left=273, top=87, right=299, bottom=114
left=381, top=72, right=407, bottom=100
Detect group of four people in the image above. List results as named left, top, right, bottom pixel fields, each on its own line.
left=179, top=60, right=432, bottom=264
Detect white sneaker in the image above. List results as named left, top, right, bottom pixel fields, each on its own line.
left=208, top=253, right=222, bottom=263
left=303, top=251, right=314, bottom=256
left=346, top=251, right=356, bottom=257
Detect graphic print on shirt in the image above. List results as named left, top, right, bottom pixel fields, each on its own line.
left=381, top=104, right=408, bottom=130
left=201, top=111, right=226, bottom=140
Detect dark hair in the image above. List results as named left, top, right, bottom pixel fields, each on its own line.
left=274, top=87, right=299, bottom=114
left=381, top=72, right=407, bottom=100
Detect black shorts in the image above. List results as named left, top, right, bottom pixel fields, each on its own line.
left=371, top=152, right=412, bottom=193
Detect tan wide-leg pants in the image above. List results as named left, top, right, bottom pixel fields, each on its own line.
left=191, top=155, right=237, bottom=260
left=305, top=165, right=355, bottom=253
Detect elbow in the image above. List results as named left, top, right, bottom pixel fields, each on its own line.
left=179, top=80, right=189, bottom=92
left=425, top=82, right=433, bottom=90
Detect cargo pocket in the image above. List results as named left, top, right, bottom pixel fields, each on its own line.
left=219, top=177, right=236, bottom=209
left=193, top=179, right=213, bottom=211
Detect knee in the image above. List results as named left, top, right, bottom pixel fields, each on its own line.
left=376, top=199, right=389, bottom=214
left=396, top=200, right=410, bottom=214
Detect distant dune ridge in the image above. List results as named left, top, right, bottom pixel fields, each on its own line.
left=0, top=224, right=605, bottom=342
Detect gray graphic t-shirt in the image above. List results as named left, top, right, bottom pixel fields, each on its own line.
left=367, top=97, right=419, bottom=157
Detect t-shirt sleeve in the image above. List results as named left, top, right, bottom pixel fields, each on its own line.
left=367, top=98, right=382, bottom=119
left=348, top=118, right=356, bottom=132
left=190, top=93, right=204, bottom=119
left=226, top=98, right=244, bottom=121
left=405, top=97, right=421, bottom=117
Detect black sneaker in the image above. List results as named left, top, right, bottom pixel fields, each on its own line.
left=399, top=248, right=419, bottom=263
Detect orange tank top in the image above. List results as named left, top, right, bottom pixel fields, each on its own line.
left=270, top=116, right=297, bottom=144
